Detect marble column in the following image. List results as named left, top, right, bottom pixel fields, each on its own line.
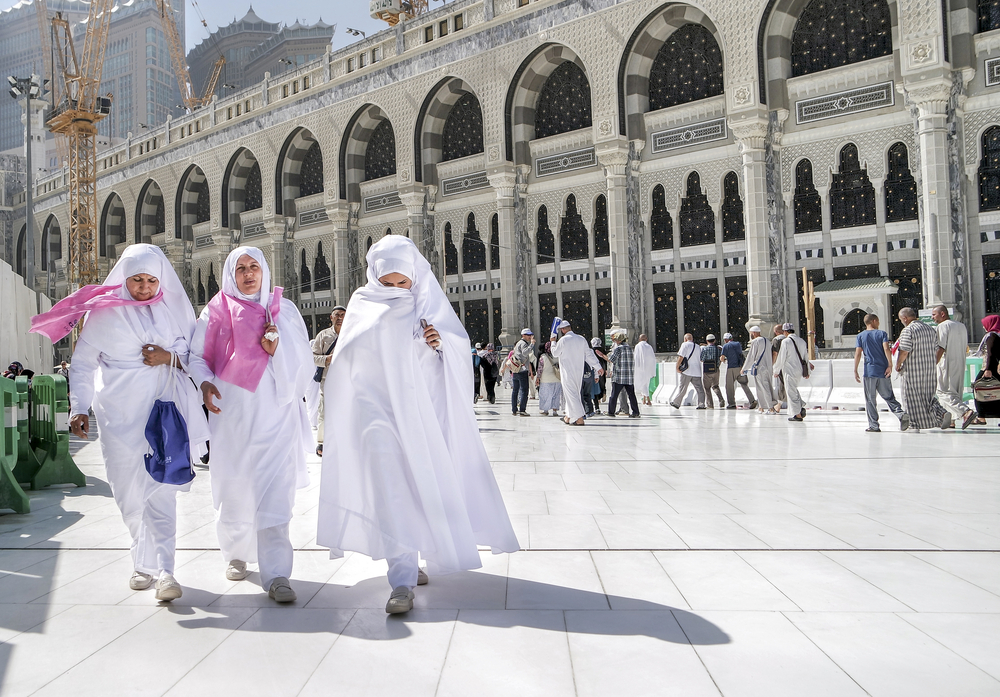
left=488, top=167, right=523, bottom=346
left=328, top=204, right=351, bottom=307
left=597, top=144, right=632, bottom=333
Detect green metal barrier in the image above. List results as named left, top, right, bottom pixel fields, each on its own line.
left=22, top=375, right=86, bottom=490
left=0, top=377, right=30, bottom=513
left=964, top=356, right=984, bottom=403
left=11, top=376, right=41, bottom=484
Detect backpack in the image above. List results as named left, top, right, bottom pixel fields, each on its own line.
left=701, top=345, right=719, bottom=374
left=143, top=359, right=195, bottom=486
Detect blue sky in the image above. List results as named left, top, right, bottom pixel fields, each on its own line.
left=184, top=1, right=395, bottom=53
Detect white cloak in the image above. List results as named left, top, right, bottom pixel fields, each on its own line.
left=551, top=330, right=602, bottom=421
left=633, top=340, right=657, bottom=397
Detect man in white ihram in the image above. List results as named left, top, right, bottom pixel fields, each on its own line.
left=550, top=318, right=603, bottom=425
left=633, top=334, right=657, bottom=406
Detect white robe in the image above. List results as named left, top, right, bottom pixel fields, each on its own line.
left=743, top=335, right=775, bottom=408
left=188, top=297, right=314, bottom=568
left=70, top=302, right=209, bottom=576
left=633, top=341, right=657, bottom=397
left=551, top=330, right=602, bottom=422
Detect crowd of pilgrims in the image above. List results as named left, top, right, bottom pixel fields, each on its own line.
left=29, top=238, right=518, bottom=613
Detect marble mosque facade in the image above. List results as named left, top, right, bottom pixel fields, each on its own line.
left=13, top=0, right=1000, bottom=352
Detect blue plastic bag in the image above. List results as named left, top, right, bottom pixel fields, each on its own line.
left=143, top=362, right=195, bottom=486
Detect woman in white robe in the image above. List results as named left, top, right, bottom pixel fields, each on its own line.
left=60, top=245, right=208, bottom=602
left=188, top=246, right=313, bottom=603
left=317, top=236, right=519, bottom=615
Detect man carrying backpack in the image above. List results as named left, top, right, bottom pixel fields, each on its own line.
left=700, top=334, right=725, bottom=409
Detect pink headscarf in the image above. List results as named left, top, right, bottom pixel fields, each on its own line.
left=201, top=246, right=282, bottom=393
left=983, top=315, right=1000, bottom=335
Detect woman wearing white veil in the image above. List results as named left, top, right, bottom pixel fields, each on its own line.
left=34, top=244, right=209, bottom=602
left=188, top=246, right=314, bottom=604
left=317, top=235, right=519, bottom=614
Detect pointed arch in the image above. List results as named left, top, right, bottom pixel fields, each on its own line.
left=340, top=104, right=395, bottom=202
left=176, top=164, right=210, bottom=242
left=650, top=184, right=673, bottom=250
left=679, top=172, right=715, bottom=247
left=135, top=179, right=165, bottom=244
left=593, top=195, right=609, bottom=258
left=536, top=205, right=554, bottom=264
left=830, top=143, right=876, bottom=229
left=222, top=148, right=261, bottom=230
left=100, top=193, right=126, bottom=257
left=794, top=159, right=823, bottom=233
left=462, top=212, right=486, bottom=273
left=275, top=127, right=323, bottom=216
left=415, top=77, right=484, bottom=185
left=41, top=215, right=61, bottom=271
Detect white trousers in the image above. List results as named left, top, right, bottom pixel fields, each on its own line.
left=783, top=369, right=804, bottom=415
left=123, top=485, right=177, bottom=576
left=936, top=384, right=971, bottom=419
left=387, top=552, right=419, bottom=590
left=752, top=371, right=775, bottom=410
left=218, top=520, right=293, bottom=590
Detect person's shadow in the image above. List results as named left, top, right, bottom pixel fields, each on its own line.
left=173, top=572, right=730, bottom=645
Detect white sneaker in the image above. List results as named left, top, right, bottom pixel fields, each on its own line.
left=417, top=568, right=429, bottom=586
left=129, top=571, right=154, bottom=591
left=226, top=559, right=250, bottom=581
left=385, top=586, right=414, bottom=614
left=268, top=577, right=297, bottom=603
left=154, top=573, right=182, bottom=602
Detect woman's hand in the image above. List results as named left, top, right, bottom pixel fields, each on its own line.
left=142, top=344, right=172, bottom=367
left=70, top=414, right=89, bottom=439
left=423, top=323, right=442, bottom=349
left=261, top=324, right=279, bottom=356
left=986, top=369, right=994, bottom=379
left=201, top=381, right=222, bottom=414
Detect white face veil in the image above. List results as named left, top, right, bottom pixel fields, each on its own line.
left=102, top=243, right=196, bottom=339
left=222, top=246, right=272, bottom=306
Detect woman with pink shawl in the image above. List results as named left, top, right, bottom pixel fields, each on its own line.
left=31, top=244, right=209, bottom=602
left=187, top=246, right=313, bottom=604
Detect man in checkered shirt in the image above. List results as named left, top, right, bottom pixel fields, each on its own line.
left=606, top=330, right=640, bottom=418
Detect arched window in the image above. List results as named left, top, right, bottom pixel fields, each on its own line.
left=366, top=236, right=373, bottom=251
left=593, top=195, right=610, bottom=257
left=490, top=214, right=500, bottom=270
left=197, top=268, right=205, bottom=305
left=314, top=242, right=330, bottom=290
left=300, top=142, right=324, bottom=198
left=979, top=126, right=1000, bottom=211
left=560, top=195, right=589, bottom=261
left=830, top=144, right=876, bottom=229
left=300, top=249, right=312, bottom=293
left=445, top=223, right=458, bottom=275
left=794, top=159, right=823, bottom=233
left=442, top=93, right=484, bottom=161
left=721, top=172, right=745, bottom=242
left=791, top=0, right=892, bottom=77
left=649, top=24, right=724, bottom=111
left=207, top=263, right=219, bottom=300
left=679, top=173, right=715, bottom=247
left=365, top=120, right=397, bottom=180
left=885, top=143, right=918, bottom=223
left=979, top=0, right=1000, bottom=32
left=650, top=184, right=673, bottom=250
left=462, top=213, right=486, bottom=273
left=534, top=62, right=592, bottom=140
left=244, top=163, right=263, bottom=211
left=536, top=206, right=554, bottom=264
left=842, top=308, right=867, bottom=335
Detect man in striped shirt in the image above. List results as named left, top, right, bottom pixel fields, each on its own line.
left=606, top=330, right=640, bottom=418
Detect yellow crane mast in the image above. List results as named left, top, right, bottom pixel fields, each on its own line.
left=46, top=0, right=114, bottom=287
left=157, top=0, right=224, bottom=111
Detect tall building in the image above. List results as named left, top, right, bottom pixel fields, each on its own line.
left=0, top=0, right=184, bottom=154
left=188, top=6, right=335, bottom=100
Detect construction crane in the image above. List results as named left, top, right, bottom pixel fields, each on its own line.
left=157, top=0, right=224, bottom=111
left=370, top=0, right=429, bottom=26
left=45, top=0, right=114, bottom=286
left=33, top=0, right=69, bottom=167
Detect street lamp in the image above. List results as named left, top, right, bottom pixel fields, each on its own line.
left=7, top=74, right=42, bottom=290
left=345, top=27, right=366, bottom=38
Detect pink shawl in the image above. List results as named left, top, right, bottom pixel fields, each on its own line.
left=202, top=286, right=283, bottom=392
left=30, top=284, right=162, bottom=342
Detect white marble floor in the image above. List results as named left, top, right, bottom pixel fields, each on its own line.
left=0, top=399, right=998, bottom=696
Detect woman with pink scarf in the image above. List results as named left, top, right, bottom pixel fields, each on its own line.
left=974, top=315, right=1000, bottom=425
left=31, top=244, right=209, bottom=602
left=187, top=246, right=313, bottom=604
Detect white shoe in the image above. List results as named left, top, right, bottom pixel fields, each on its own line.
left=129, top=571, right=154, bottom=591
left=154, top=573, right=182, bottom=602
left=268, top=577, right=297, bottom=603
left=226, top=559, right=250, bottom=581
left=385, top=586, right=414, bottom=614
left=417, top=568, right=429, bottom=586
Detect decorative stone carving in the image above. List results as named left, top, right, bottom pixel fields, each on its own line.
left=488, top=144, right=501, bottom=162
left=732, top=83, right=753, bottom=107
left=909, top=41, right=934, bottom=65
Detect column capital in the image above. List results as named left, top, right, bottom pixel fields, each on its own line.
left=899, top=77, right=952, bottom=115
left=398, top=189, right=425, bottom=216
left=326, top=202, right=350, bottom=228
left=729, top=116, right=769, bottom=153
left=488, top=169, right=518, bottom=200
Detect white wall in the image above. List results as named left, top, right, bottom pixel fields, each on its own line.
left=0, top=258, right=53, bottom=373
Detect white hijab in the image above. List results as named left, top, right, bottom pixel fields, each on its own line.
left=104, top=244, right=196, bottom=338
left=222, top=245, right=273, bottom=306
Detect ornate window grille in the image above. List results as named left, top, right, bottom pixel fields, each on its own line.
left=679, top=172, right=715, bottom=247
left=791, top=0, right=892, bottom=77
left=650, top=184, right=673, bottom=250
left=979, top=126, right=1000, bottom=212
left=197, top=268, right=205, bottom=305
left=979, top=0, right=1000, bottom=32
left=300, top=142, right=324, bottom=198
left=649, top=24, right=724, bottom=111
left=365, top=120, right=397, bottom=181
left=884, top=142, right=918, bottom=223
left=244, top=163, right=263, bottom=211
left=490, top=214, right=500, bottom=270
left=721, top=172, right=745, bottom=242
left=794, top=159, right=823, bottom=233
left=462, top=213, right=486, bottom=273
left=207, top=263, right=219, bottom=300
left=534, top=62, right=592, bottom=140
left=300, top=249, right=312, bottom=293
left=445, top=223, right=458, bottom=275
left=593, top=195, right=610, bottom=257
left=830, top=143, right=876, bottom=229
left=560, top=194, right=589, bottom=261
left=313, top=241, right=331, bottom=290
left=536, top=206, right=555, bottom=264
left=442, top=93, right=485, bottom=161
left=194, top=179, right=210, bottom=223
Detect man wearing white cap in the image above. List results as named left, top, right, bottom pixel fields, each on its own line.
left=743, top=326, right=776, bottom=413
left=670, top=333, right=706, bottom=409
left=551, top=319, right=603, bottom=425
left=774, top=323, right=811, bottom=421
left=510, top=329, right=535, bottom=416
